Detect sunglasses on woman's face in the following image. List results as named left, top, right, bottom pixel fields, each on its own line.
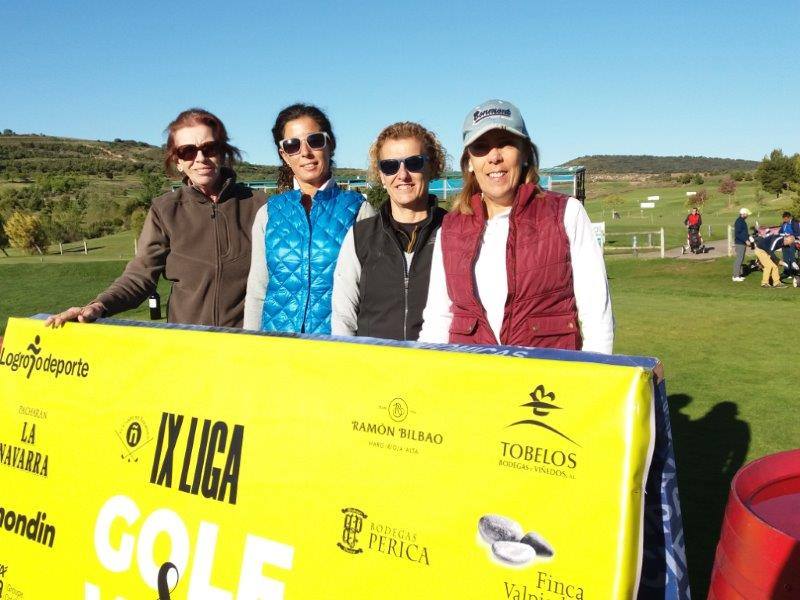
left=467, top=136, right=519, bottom=158
left=279, top=132, right=330, bottom=156
left=175, top=141, right=221, bottom=161
left=378, top=154, right=427, bottom=176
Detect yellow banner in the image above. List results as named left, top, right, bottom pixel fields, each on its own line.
left=0, top=317, right=654, bottom=599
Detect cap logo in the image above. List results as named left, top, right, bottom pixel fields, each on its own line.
left=473, top=108, right=511, bottom=124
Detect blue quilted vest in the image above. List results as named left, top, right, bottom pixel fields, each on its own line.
left=261, top=185, right=363, bottom=333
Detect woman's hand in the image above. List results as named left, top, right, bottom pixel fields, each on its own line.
left=45, top=302, right=105, bottom=328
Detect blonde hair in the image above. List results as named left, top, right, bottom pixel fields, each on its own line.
left=368, top=122, right=446, bottom=183
left=451, top=136, right=540, bottom=215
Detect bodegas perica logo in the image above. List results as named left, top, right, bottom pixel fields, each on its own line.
left=337, top=507, right=367, bottom=554
left=508, top=385, right=580, bottom=447
left=0, top=334, right=91, bottom=381
left=336, top=507, right=431, bottom=565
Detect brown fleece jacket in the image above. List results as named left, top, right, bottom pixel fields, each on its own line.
left=94, top=169, right=266, bottom=327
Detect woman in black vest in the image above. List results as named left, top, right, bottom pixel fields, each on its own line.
left=332, top=122, right=447, bottom=341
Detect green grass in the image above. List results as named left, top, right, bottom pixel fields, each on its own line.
left=1, top=235, right=798, bottom=596
left=583, top=177, right=793, bottom=248
left=607, top=257, right=798, bottom=595
left=0, top=261, right=170, bottom=326
left=1, top=230, right=137, bottom=263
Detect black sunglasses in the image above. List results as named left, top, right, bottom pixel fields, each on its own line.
left=378, top=154, right=427, bottom=176
left=467, top=136, right=520, bottom=158
left=279, top=132, right=330, bottom=156
left=175, top=141, right=222, bottom=161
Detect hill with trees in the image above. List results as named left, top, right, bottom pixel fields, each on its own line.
left=561, top=155, right=759, bottom=174
left=0, top=132, right=365, bottom=181
left=3, top=131, right=797, bottom=255
left=0, top=131, right=367, bottom=254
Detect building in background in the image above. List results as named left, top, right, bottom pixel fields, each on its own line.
left=235, top=165, right=586, bottom=203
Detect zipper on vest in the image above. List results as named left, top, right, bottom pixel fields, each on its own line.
left=300, top=198, right=313, bottom=333
left=401, top=241, right=410, bottom=341
left=500, top=204, right=518, bottom=345
left=403, top=268, right=409, bottom=341
left=382, top=226, right=411, bottom=340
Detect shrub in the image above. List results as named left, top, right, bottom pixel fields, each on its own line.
left=130, top=208, right=147, bottom=238
left=84, top=220, right=116, bottom=239
left=366, top=185, right=388, bottom=210
left=685, top=189, right=708, bottom=209
left=0, top=214, right=8, bottom=255
left=603, top=194, right=625, bottom=209
left=718, top=177, right=737, bottom=207
left=4, top=211, right=48, bottom=254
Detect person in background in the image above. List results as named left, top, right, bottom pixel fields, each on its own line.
left=244, top=104, right=375, bottom=333
left=684, top=207, right=702, bottom=231
left=752, top=232, right=794, bottom=288
left=47, top=108, right=265, bottom=328
left=778, top=211, right=800, bottom=279
left=418, top=99, right=613, bottom=353
left=332, top=122, right=447, bottom=341
left=732, top=208, right=751, bottom=282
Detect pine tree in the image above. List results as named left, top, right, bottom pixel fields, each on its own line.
left=756, top=149, right=795, bottom=197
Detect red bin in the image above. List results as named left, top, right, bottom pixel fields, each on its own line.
left=709, top=448, right=800, bottom=599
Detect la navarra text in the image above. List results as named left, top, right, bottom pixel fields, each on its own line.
left=150, top=412, right=244, bottom=505
left=0, top=421, right=49, bottom=478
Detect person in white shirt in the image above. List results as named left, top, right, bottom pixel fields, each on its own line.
left=332, top=122, right=447, bottom=341
left=418, top=99, right=614, bottom=353
left=243, top=104, right=374, bottom=333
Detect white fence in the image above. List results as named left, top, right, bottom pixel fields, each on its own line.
left=603, top=228, right=666, bottom=258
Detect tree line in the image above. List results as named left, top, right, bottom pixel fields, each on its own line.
left=600, top=149, right=800, bottom=215
left=562, top=155, right=759, bottom=174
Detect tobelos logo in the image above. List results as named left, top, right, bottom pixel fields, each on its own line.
left=0, top=335, right=90, bottom=380
left=337, top=507, right=367, bottom=554
left=508, top=385, right=580, bottom=447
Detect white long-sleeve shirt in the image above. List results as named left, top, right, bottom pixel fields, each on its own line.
left=243, top=182, right=375, bottom=330
left=330, top=227, right=367, bottom=336
left=417, top=197, right=614, bottom=353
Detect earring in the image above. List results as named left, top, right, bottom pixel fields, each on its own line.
left=177, top=165, right=183, bottom=172
left=468, top=164, right=474, bottom=173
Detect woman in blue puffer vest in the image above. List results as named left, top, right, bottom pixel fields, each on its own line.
left=244, top=104, right=375, bottom=333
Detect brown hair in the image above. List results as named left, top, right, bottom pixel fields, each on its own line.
left=271, top=104, right=336, bottom=193
left=450, top=135, right=540, bottom=215
left=368, top=122, right=446, bottom=183
left=163, top=108, right=241, bottom=176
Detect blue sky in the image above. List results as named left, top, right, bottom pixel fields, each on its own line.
left=2, top=0, right=798, bottom=170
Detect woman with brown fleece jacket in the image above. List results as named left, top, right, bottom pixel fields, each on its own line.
left=46, top=108, right=265, bottom=329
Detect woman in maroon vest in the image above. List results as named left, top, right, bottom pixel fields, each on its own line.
left=418, top=100, right=614, bottom=352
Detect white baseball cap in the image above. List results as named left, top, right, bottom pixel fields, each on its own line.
left=462, top=99, right=530, bottom=148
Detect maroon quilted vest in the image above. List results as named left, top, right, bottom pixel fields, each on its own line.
left=440, top=183, right=581, bottom=349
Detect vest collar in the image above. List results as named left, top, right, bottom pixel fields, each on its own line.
left=287, top=181, right=340, bottom=203
left=469, top=182, right=539, bottom=219
left=378, top=194, right=438, bottom=231
left=293, top=177, right=335, bottom=192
